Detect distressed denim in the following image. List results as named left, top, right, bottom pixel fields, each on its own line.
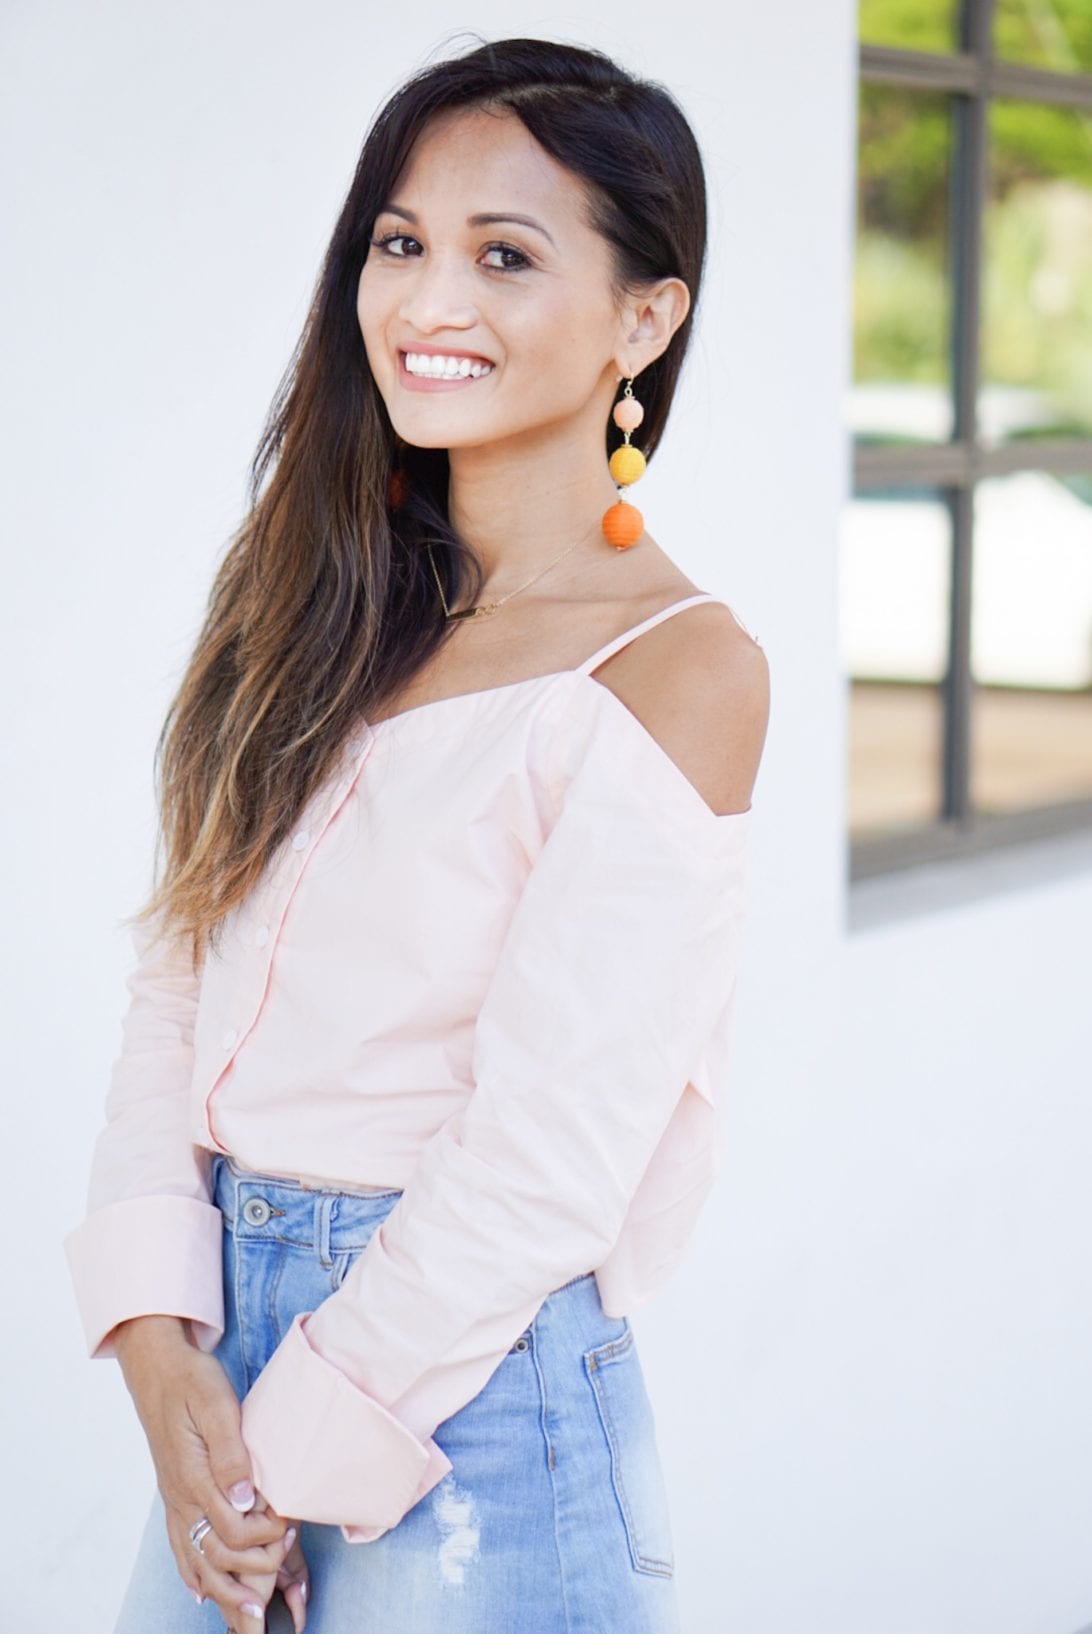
left=113, top=1154, right=681, bottom=1633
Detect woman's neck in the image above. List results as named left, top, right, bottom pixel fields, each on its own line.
left=446, top=420, right=621, bottom=586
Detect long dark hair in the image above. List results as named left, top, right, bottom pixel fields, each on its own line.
left=134, top=32, right=709, bottom=965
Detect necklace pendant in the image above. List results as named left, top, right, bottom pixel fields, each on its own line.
left=447, top=601, right=499, bottom=620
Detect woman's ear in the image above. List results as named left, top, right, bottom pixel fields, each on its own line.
left=616, top=276, right=691, bottom=374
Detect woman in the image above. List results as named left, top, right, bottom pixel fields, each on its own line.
left=65, top=33, right=769, bottom=1634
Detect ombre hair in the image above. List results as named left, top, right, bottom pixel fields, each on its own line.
left=133, top=32, right=709, bottom=965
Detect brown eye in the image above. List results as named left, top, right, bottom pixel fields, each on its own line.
left=370, top=232, right=420, bottom=258
left=481, top=243, right=531, bottom=272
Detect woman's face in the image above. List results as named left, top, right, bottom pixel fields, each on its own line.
left=357, top=105, right=633, bottom=452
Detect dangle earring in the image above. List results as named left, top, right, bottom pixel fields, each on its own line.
left=388, top=466, right=410, bottom=510
left=602, top=376, right=647, bottom=549
left=387, top=440, right=410, bottom=512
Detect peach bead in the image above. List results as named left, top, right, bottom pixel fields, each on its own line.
left=612, top=398, right=645, bottom=432
left=608, top=445, right=646, bottom=486
left=601, top=500, right=644, bottom=549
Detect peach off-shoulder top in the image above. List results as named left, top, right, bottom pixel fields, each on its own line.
left=64, top=591, right=756, bottom=1543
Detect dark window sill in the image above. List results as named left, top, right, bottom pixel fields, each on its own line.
left=847, top=800, right=1092, bottom=931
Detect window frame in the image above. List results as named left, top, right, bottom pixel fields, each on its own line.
left=851, top=0, right=1092, bottom=883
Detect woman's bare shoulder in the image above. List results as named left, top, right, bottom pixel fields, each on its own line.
left=584, top=591, right=769, bottom=818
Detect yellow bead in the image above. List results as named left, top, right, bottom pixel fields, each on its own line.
left=608, top=445, right=646, bottom=486
left=601, top=500, right=644, bottom=549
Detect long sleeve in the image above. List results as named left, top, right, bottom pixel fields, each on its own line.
left=238, top=689, right=752, bottom=1542
left=63, top=907, right=225, bottom=1360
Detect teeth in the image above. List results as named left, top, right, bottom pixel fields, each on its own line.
left=404, top=351, right=494, bottom=379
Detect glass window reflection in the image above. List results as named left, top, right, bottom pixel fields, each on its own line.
left=840, top=487, right=952, bottom=837
left=859, top=0, right=957, bottom=54
left=971, top=470, right=1092, bottom=813
left=994, top=0, right=1092, bottom=76
left=854, top=86, right=955, bottom=447
left=981, top=100, right=1092, bottom=445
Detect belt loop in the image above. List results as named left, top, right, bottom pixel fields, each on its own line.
left=315, top=1193, right=334, bottom=1267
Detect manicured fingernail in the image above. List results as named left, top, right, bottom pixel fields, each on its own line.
left=242, top=1602, right=265, bottom=1620
left=299, top=1579, right=308, bottom=1601
left=192, top=1587, right=204, bottom=1604
left=284, top=1525, right=297, bottom=1548
left=229, top=1479, right=256, bottom=1510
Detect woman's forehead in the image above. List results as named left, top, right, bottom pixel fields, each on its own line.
left=390, top=108, right=588, bottom=228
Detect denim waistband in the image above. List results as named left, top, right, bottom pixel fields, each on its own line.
left=210, top=1151, right=598, bottom=1293
left=211, top=1152, right=404, bottom=1254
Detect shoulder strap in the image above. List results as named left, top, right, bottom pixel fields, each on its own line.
left=576, top=592, right=757, bottom=676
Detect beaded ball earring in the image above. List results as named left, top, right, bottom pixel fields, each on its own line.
left=601, top=376, right=647, bottom=550
left=387, top=465, right=409, bottom=511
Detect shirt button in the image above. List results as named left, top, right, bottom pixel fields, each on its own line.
left=254, top=925, right=269, bottom=947
left=221, top=1027, right=238, bottom=1050
left=242, top=1196, right=272, bottom=1227
left=347, top=738, right=362, bottom=756
left=291, top=829, right=310, bottom=850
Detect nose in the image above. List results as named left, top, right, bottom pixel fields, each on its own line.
left=396, top=249, right=478, bottom=336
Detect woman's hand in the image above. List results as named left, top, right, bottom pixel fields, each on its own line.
left=113, top=1316, right=309, bottom=1629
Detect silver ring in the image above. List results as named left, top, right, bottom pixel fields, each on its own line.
left=188, top=1515, right=214, bottom=1555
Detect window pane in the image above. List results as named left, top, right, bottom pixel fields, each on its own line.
left=971, top=470, right=1092, bottom=813
left=994, top=0, right=1092, bottom=76
left=981, top=100, right=1092, bottom=444
left=858, top=0, right=958, bottom=54
left=854, top=86, right=955, bottom=447
left=841, top=487, right=952, bottom=837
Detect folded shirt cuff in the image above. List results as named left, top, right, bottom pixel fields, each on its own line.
left=240, top=1310, right=453, bottom=1541
left=63, top=1193, right=225, bottom=1359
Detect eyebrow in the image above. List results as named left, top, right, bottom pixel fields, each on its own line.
left=377, top=203, right=556, bottom=250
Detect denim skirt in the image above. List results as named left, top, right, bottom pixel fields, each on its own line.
left=113, top=1153, right=681, bottom=1633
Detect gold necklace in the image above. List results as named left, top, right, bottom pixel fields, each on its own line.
left=427, top=535, right=584, bottom=620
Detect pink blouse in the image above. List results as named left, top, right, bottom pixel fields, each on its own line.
left=64, top=591, right=755, bottom=1543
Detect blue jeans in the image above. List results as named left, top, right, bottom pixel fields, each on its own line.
left=114, top=1153, right=681, bottom=1632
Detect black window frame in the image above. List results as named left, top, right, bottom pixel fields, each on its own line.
left=851, top=0, right=1092, bottom=882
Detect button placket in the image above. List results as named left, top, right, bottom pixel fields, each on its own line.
left=201, top=723, right=377, bottom=1152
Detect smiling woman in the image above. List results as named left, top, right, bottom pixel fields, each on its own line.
left=63, top=30, right=768, bottom=1634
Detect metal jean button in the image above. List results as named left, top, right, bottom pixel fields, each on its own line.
left=512, top=1335, right=530, bottom=1352
left=242, top=1196, right=272, bottom=1227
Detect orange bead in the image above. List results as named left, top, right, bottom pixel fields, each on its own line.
left=608, top=445, right=646, bottom=486
left=601, top=500, right=644, bottom=549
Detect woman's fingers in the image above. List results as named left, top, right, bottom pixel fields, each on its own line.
left=275, top=1530, right=311, bottom=1633
left=168, top=1509, right=274, bottom=1629
left=186, top=1509, right=298, bottom=1578
left=279, top=1571, right=310, bottom=1634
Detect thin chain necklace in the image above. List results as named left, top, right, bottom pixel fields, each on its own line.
left=427, top=535, right=585, bottom=620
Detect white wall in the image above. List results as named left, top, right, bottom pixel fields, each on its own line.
left=6, top=2, right=1090, bottom=1631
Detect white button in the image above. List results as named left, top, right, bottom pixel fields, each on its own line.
left=254, top=925, right=269, bottom=947
left=291, top=829, right=310, bottom=850
left=222, top=1027, right=238, bottom=1050
left=242, top=1195, right=272, bottom=1227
